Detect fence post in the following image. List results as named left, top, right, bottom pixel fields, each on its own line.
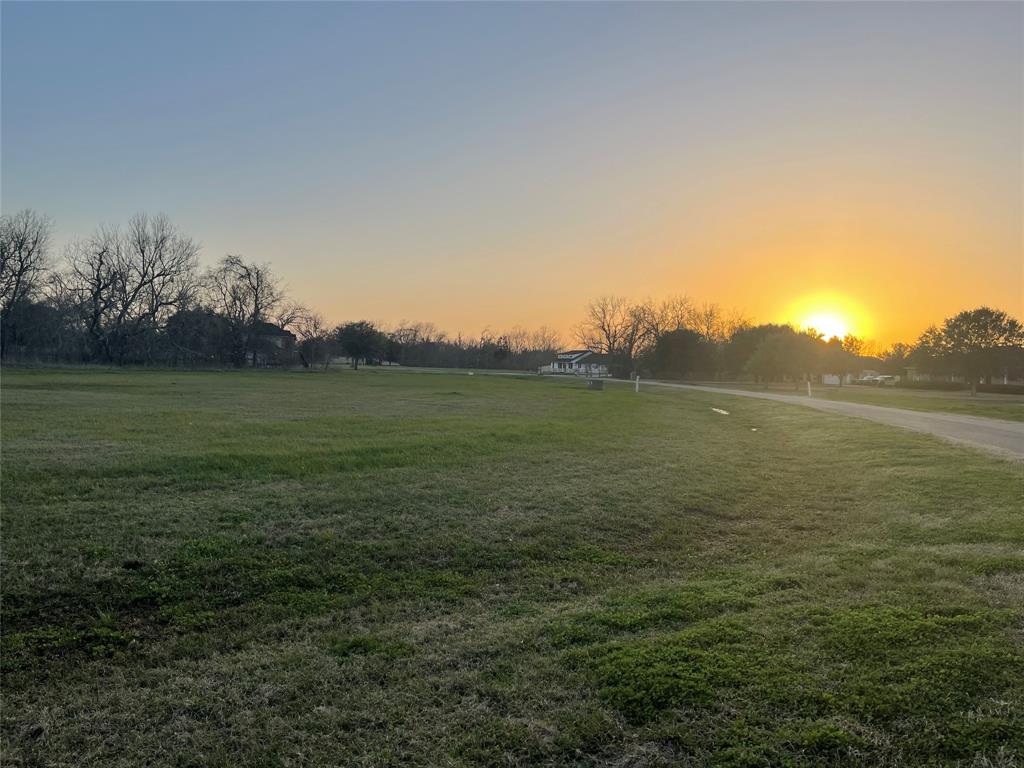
left=635, top=376, right=640, bottom=393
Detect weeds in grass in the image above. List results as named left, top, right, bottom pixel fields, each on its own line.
left=2, top=369, right=1022, bottom=766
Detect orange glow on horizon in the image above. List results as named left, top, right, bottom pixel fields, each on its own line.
left=802, top=313, right=850, bottom=340
left=782, top=292, right=873, bottom=342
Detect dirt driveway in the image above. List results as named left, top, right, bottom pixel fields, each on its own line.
left=639, top=381, right=1024, bottom=461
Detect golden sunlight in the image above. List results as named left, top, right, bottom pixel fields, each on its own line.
left=783, top=292, right=871, bottom=341
left=802, top=312, right=849, bottom=340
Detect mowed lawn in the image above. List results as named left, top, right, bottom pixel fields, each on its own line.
left=2, top=369, right=1022, bottom=767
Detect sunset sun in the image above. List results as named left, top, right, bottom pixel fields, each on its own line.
left=784, top=293, right=871, bottom=341
left=802, top=312, right=850, bottom=340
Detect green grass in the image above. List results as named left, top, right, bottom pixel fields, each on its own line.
left=688, top=380, right=1024, bottom=421
left=2, top=367, right=1022, bottom=766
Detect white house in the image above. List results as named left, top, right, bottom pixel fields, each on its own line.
left=822, top=369, right=900, bottom=386
left=539, top=349, right=611, bottom=377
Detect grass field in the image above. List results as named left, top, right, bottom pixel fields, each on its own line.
left=3, top=368, right=1023, bottom=767
left=685, top=381, right=1024, bottom=422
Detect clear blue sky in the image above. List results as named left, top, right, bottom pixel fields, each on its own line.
left=3, top=1, right=1021, bottom=343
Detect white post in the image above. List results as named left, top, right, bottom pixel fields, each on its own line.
left=635, top=376, right=640, bottom=393
left=807, top=380, right=812, bottom=397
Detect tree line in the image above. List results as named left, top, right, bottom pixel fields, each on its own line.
left=574, top=295, right=1024, bottom=393
left=0, top=210, right=561, bottom=370
left=3, top=209, right=1022, bottom=390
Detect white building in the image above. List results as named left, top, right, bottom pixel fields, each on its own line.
left=539, top=349, right=611, bottom=377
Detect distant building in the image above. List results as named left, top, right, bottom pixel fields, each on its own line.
left=251, top=322, right=296, bottom=366
left=539, top=349, right=611, bottom=377
left=903, top=367, right=969, bottom=384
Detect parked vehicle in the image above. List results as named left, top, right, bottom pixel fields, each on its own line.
left=857, top=374, right=898, bottom=386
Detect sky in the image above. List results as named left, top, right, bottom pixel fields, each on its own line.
left=2, top=1, right=1021, bottom=347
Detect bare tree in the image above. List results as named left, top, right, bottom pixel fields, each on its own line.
left=63, top=227, right=118, bottom=358
left=579, top=297, right=677, bottom=374
left=622, top=302, right=657, bottom=364
left=274, top=301, right=308, bottom=333
left=685, top=302, right=727, bottom=344
left=650, top=295, right=693, bottom=337
left=573, top=294, right=751, bottom=377
left=574, top=295, right=631, bottom=354
left=0, top=209, right=53, bottom=357
left=62, top=213, right=199, bottom=363
left=204, top=255, right=286, bottom=366
left=627, top=297, right=699, bottom=360
left=528, top=325, right=561, bottom=352
left=389, top=324, right=421, bottom=349
left=722, top=307, right=752, bottom=340
left=418, top=322, right=446, bottom=344
left=575, top=296, right=665, bottom=374
left=1, top=209, right=51, bottom=311
left=679, top=301, right=750, bottom=344
left=293, top=309, right=333, bottom=369
left=504, top=326, right=531, bottom=356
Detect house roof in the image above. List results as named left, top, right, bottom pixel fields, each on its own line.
left=253, top=321, right=296, bottom=338
left=553, top=350, right=610, bottom=365
left=556, top=349, right=594, bottom=361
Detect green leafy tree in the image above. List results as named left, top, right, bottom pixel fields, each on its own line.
left=644, top=328, right=714, bottom=380
left=336, top=321, right=384, bottom=369
left=823, top=336, right=859, bottom=386
left=916, top=307, right=1024, bottom=394
left=722, top=323, right=792, bottom=377
left=878, top=342, right=913, bottom=376
left=840, top=334, right=864, bottom=356
left=746, top=329, right=820, bottom=389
